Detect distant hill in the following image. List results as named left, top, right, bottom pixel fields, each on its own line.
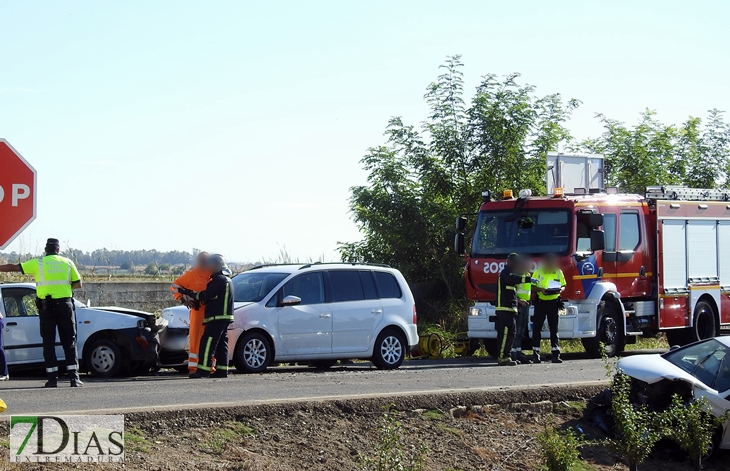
left=0, top=248, right=197, bottom=269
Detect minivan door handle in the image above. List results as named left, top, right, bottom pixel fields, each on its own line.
left=6, top=322, right=17, bottom=326
left=371, top=309, right=383, bottom=315
left=319, top=313, right=331, bottom=318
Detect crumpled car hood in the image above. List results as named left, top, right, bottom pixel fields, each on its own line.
left=617, top=354, right=705, bottom=390
left=83, top=306, right=166, bottom=332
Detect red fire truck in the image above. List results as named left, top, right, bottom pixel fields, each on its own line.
left=455, top=153, right=730, bottom=358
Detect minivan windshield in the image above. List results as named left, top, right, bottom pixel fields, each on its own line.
left=232, top=272, right=288, bottom=303
left=472, top=209, right=571, bottom=256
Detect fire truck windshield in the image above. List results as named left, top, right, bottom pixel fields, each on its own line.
left=471, top=209, right=571, bottom=257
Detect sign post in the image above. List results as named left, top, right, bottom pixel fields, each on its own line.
left=0, top=139, right=36, bottom=249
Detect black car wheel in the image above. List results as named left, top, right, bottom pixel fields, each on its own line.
left=582, top=300, right=625, bottom=358
left=86, top=339, right=123, bottom=378
left=690, top=300, right=717, bottom=343
left=372, top=330, right=406, bottom=370
left=234, top=331, right=272, bottom=374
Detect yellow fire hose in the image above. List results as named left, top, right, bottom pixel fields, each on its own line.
left=412, top=332, right=445, bottom=359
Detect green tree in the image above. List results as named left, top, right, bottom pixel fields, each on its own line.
left=119, top=261, right=132, bottom=271
left=144, top=262, right=158, bottom=276
left=340, top=56, right=578, bottom=325
left=574, top=109, right=730, bottom=193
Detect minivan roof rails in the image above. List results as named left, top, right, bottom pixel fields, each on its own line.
left=248, top=262, right=392, bottom=271
left=298, top=262, right=391, bottom=270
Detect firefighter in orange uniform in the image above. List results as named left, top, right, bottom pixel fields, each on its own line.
left=171, top=252, right=210, bottom=374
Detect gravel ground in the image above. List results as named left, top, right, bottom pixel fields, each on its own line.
left=0, top=385, right=726, bottom=471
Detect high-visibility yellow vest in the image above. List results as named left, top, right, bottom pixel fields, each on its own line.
left=21, top=255, right=82, bottom=299
left=516, top=281, right=532, bottom=301
left=532, top=265, right=566, bottom=301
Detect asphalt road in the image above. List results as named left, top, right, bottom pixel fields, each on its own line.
left=0, top=352, right=637, bottom=417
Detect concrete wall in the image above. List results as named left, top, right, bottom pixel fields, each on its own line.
left=74, top=282, right=177, bottom=313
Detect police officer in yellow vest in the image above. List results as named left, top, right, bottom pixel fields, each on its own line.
left=0, top=238, right=83, bottom=387
left=510, top=255, right=533, bottom=364
left=531, top=253, right=566, bottom=364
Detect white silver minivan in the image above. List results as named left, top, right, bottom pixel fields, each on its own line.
left=223, top=263, right=418, bottom=373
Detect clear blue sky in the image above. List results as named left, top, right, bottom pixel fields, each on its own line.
left=1, top=0, right=728, bottom=262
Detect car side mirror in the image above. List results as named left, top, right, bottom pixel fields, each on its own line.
left=590, top=230, right=605, bottom=252
left=455, top=216, right=467, bottom=232
left=279, top=295, right=302, bottom=307
left=454, top=233, right=465, bottom=255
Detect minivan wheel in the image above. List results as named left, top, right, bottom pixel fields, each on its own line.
left=234, top=331, right=272, bottom=374
left=372, top=330, right=406, bottom=370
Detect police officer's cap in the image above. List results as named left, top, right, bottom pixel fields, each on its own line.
left=46, top=238, right=60, bottom=247
left=506, top=253, right=520, bottom=262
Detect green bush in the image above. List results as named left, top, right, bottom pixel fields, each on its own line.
left=663, top=394, right=730, bottom=471
left=608, top=373, right=663, bottom=471
left=360, top=405, right=427, bottom=471
left=536, top=423, right=582, bottom=471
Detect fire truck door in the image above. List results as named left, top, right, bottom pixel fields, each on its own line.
left=600, top=212, right=618, bottom=281
left=614, top=211, right=650, bottom=296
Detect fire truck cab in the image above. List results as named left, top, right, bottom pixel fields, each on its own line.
left=456, top=153, right=730, bottom=357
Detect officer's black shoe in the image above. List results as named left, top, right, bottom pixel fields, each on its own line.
left=210, top=371, right=228, bottom=379
left=44, top=380, right=58, bottom=388
left=532, top=352, right=541, bottom=364
left=516, top=353, right=533, bottom=364
left=189, top=371, right=210, bottom=379
left=552, top=354, right=563, bottom=364
left=70, top=379, right=84, bottom=387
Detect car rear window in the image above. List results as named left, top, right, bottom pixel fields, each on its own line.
left=374, top=272, right=402, bottom=299
left=330, top=270, right=365, bottom=302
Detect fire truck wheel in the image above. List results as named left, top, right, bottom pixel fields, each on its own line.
left=582, top=300, right=624, bottom=358
left=689, top=300, right=717, bottom=343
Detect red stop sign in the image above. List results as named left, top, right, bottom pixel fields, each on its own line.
left=0, top=139, right=36, bottom=250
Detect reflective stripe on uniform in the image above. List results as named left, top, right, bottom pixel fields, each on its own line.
left=495, top=307, right=517, bottom=312
left=216, top=365, right=229, bottom=371
left=46, top=367, right=58, bottom=373
left=499, top=325, right=509, bottom=356
left=189, top=353, right=198, bottom=360
left=203, top=315, right=234, bottom=324
left=201, top=337, right=213, bottom=369
left=66, top=364, right=78, bottom=371
left=37, top=280, right=72, bottom=286
left=188, top=362, right=198, bottom=368
left=223, top=282, right=230, bottom=316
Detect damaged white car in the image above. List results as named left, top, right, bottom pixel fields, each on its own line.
left=616, top=337, right=730, bottom=455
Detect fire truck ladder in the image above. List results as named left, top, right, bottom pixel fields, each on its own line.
left=645, top=185, right=730, bottom=202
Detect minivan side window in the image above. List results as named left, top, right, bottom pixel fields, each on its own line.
left=374, top=272, right=402, bottom=299
left=330, top=270, right=365, bottom=302
left=360, top=271, right=379, bottom=300
left=281, top=272, right=325, bottom=305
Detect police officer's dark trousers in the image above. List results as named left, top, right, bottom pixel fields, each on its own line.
left=198, top=321, right=229, bottom=375
left=495, top=310, right=517, bottom=360
left=38, top=298, right=79, bottom=380
left=531, top=299, right=560, bottom=352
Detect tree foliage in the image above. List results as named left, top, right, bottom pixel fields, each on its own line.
left=574, top=109, right=730, bottom=194
left=342, top=56, right=730, bottom=327
left=340, top=56, right=578, bottom=317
